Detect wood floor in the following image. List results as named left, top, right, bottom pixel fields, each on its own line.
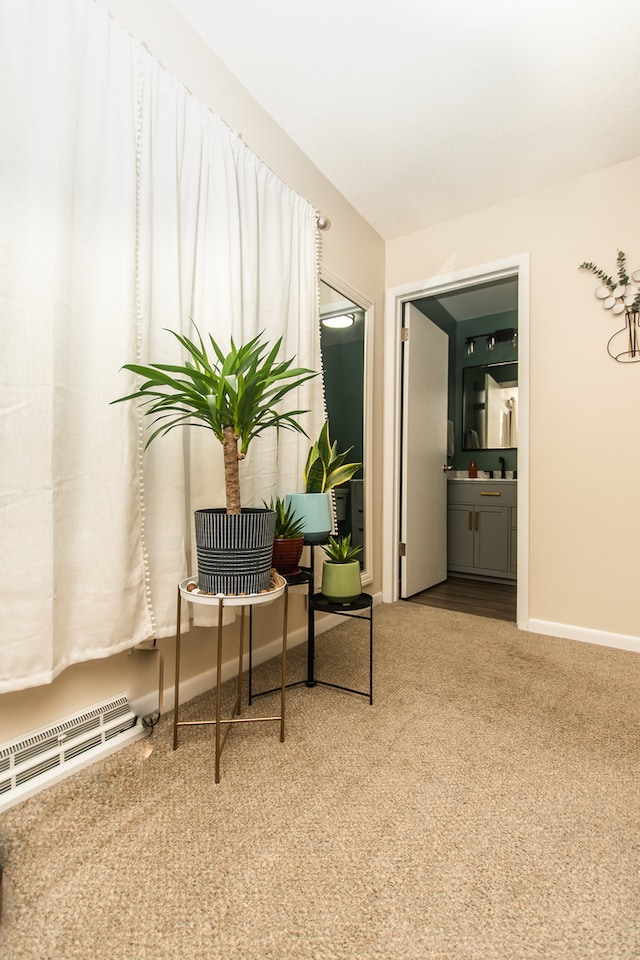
left=406, top=576, right=517, bottom=622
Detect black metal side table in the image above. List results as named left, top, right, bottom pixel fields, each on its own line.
left=308, top=592, right=373, bottom=704
left=248, top=567, right=312, bottom=704
left=248, top=548, right=373, bottom=705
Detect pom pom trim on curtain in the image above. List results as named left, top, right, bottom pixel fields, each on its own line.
left=0, top=0, right=324, bottom=692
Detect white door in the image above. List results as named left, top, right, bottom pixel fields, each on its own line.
left=400, top=302, right=449, bottom=598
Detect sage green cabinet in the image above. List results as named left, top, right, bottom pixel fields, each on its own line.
left=447, top=480, right=517, bottom=581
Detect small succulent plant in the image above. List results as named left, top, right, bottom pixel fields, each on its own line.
left=321, top=533, right=362, bottom=564
left=263, top=497, right=305, bottom=540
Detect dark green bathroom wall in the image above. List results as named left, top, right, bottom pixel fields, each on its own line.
left=321, top=341, right=363, bottom=470
left=451, top=311, right=518, bottom=474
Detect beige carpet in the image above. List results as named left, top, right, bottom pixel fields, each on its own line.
left=1, top=602, right=638, bottom=960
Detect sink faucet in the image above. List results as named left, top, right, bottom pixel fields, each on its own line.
left=498, top=456, right=506, bottom=479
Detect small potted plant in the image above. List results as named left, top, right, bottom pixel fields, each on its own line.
left=286, top=420, right=362, bottom=543
left=263, top=497, right=306, bottom=576
left=320, top=533, right=363, bottom=603
left=112, top=324, right=317, bottom=595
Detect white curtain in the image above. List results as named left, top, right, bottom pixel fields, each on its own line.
left=0, top=0, right=323, bottom=692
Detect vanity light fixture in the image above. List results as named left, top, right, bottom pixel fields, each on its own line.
left=466, top=328, right=516, bottom=356
left=322, top=313, right=355, bottom=329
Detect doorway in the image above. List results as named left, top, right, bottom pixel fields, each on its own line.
left=407, top=577, right=517, bottom=622
left=382, top=255, right=530, bottom=630
left=404, top=278, right=518, bottom=618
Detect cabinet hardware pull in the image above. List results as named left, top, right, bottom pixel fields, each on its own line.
left=468, top=511, right=472, bottom=530
left=475, top=512, right=479, bottom=531
left=480, top=491, right=501, bottom=496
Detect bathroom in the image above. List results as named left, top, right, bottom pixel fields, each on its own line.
left=410, top=277, right=518, bottom=619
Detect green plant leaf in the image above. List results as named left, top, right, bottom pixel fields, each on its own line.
left=321, top=533, right=362, bottom=563
left=263, top=497, right=305, bottom=539
left=303, top=420, right=361, bottom=492
left=112, top=321, right=319, bottom=511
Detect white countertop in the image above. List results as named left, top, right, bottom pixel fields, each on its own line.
left=448, top=474, right=516, bottom=482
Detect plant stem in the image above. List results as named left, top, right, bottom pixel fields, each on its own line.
left=222, top=424, right=242, bottom=514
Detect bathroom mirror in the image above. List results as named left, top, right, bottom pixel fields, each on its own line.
left=319, top=277, right=369, bottom=573
left=462, top=361, right=518, bottom=450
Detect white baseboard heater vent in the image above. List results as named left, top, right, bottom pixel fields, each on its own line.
left=0, top=693, right=145, bottom=813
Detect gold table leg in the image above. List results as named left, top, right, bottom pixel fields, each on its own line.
left=214, top=597, right=224, bottom=783
left=173, top=585, right=181, bottom=751
left=280, top=585, right=288, bottom=742
left=173, top=582, right=288, bottom=783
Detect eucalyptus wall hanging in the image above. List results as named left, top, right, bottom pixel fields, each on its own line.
left=579, top=250, right=640, bottom=362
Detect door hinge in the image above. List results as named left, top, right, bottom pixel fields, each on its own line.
left=401, top=327, right=409, bottom=342
left=399, top=542, right=406, bottom=557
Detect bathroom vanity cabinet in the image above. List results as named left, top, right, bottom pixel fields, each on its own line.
left=447, top=480, right=517, bottom=582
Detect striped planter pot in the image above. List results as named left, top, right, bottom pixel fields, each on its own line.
left=194, top=508, right=276, bottom=595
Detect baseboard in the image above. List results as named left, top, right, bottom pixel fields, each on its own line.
left=130, top=590, right=384, bottom=720
left=526, top=618, right=640, bottom=654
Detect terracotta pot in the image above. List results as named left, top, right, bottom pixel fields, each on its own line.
left=272, top=536, right=305, bottom=576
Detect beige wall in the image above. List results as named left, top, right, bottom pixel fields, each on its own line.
left=5, top=0, right=636, bottom=746
left=386, top=155, right=640, bottom=643
left=0, top=0, right=385, bottom=742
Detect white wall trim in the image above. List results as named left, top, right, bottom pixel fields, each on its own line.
left=526, top=619, right=640, bottom=655
left=382, top=254, right=530, bottom=631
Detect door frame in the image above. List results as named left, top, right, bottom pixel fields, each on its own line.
left=382, top=253, right=530, bottom=629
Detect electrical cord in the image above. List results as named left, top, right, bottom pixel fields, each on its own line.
left=141, top=710, right=161, bottom=733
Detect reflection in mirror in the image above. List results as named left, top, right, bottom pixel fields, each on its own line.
left=319, top=280, right=365, bottom=568
left=462, top=362, right=518, bottom=450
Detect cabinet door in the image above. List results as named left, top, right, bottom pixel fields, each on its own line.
left=474, top=504, right=510, bottom=573
left=447, top=503, right=474, bottom=570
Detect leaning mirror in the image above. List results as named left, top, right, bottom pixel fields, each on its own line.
left=462, top=361, right=518, bottom=450
left=319, top=277, right=369, bottom=574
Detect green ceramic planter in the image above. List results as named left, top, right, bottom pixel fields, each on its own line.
left=321, top=559, right=362, bottom=603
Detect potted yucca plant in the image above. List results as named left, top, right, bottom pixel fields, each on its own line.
left=320, top=534, right=363, bottom=603
left=286, top=419, right=362, bottom=543
left=263, top=497, right=306, bottom=576
left=112, top=323, right=317, bottom=594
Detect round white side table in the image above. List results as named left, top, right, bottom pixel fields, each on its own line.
left=173, top=574, right=288, bottom=783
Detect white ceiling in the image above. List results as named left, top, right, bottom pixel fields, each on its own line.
left=168, top=0, right=640, bottom=241
left=416, top=276, right=518, bottom=323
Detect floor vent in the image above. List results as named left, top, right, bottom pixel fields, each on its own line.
left=0, top=693, right=145, bottom=812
